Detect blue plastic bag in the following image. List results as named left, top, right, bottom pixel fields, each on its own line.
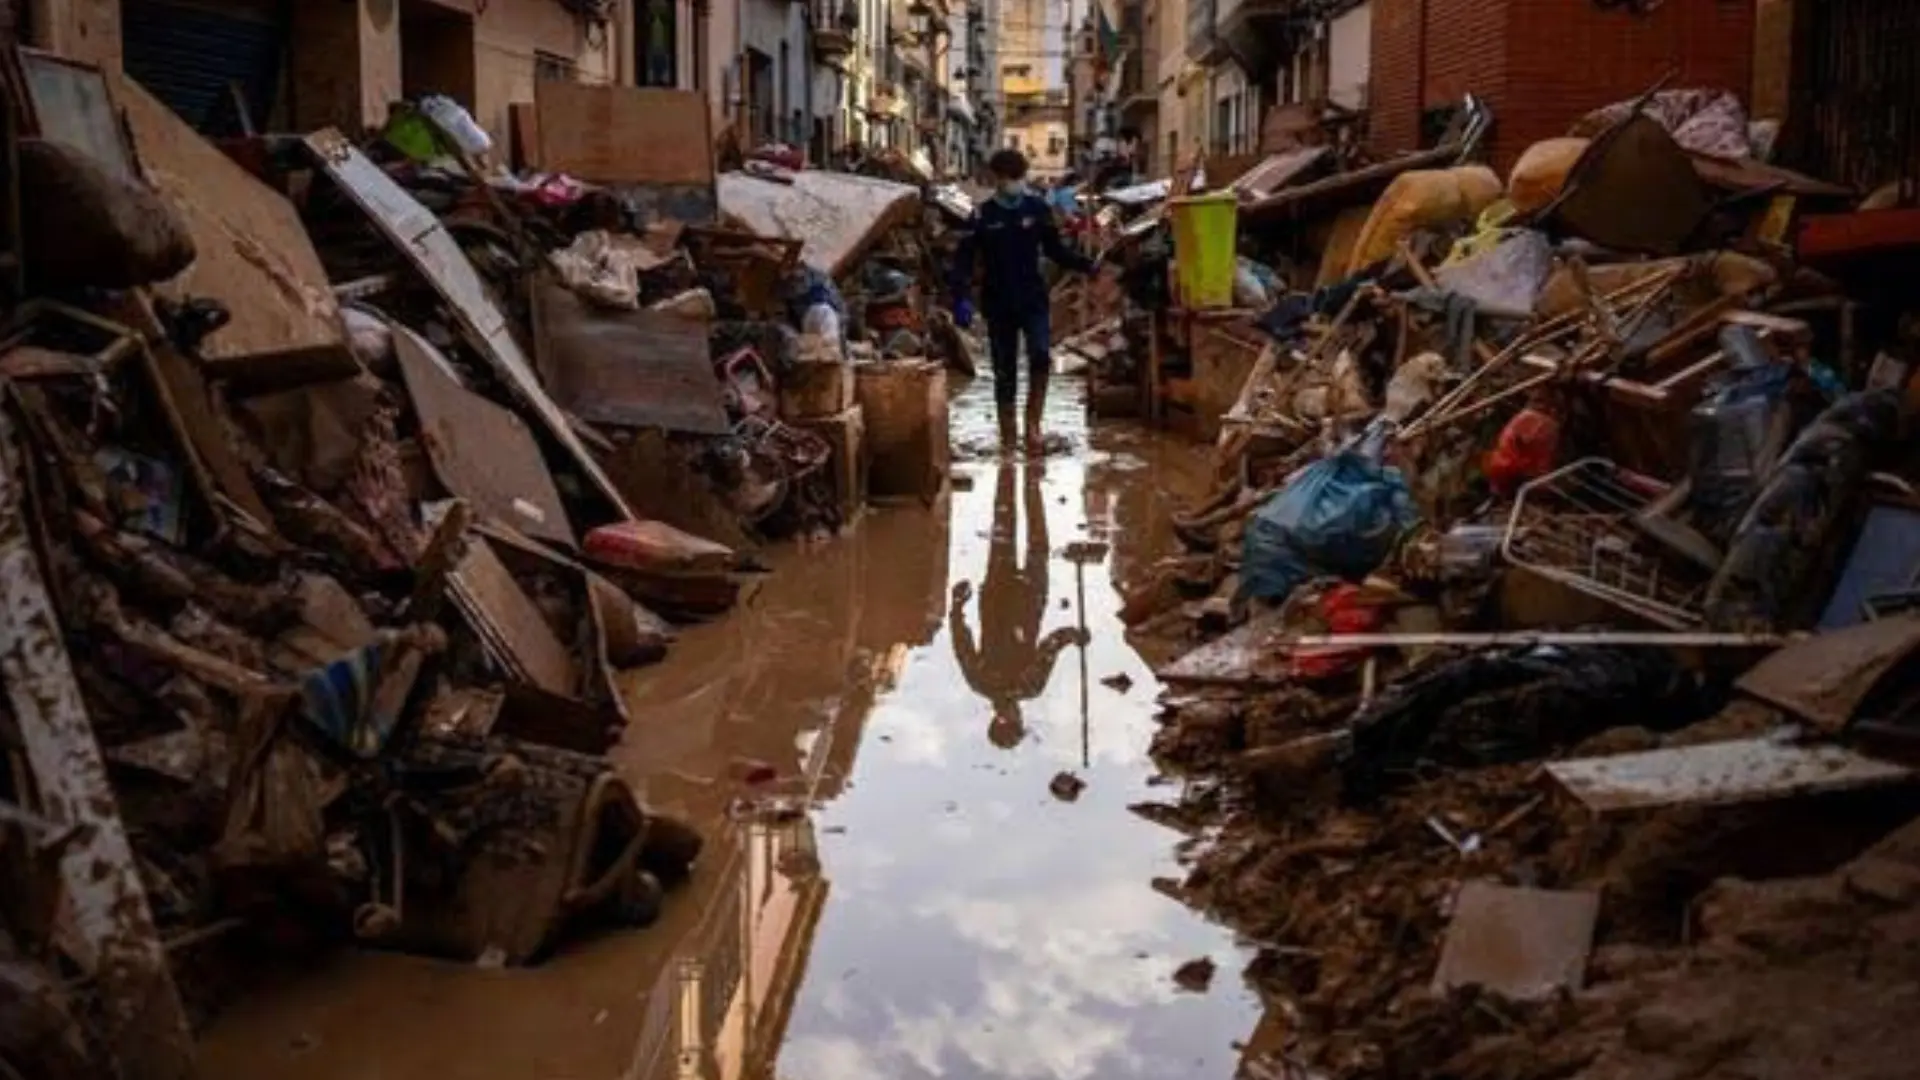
left=1241, top=447, right=1419, bottom=603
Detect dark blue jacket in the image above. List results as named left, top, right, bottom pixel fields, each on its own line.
left=951, top=193, right=1095, bottom=318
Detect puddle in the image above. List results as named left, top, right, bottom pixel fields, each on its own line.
left=196, top=376, right=1261, bottom=1080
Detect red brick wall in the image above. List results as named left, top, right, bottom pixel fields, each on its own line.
left=1369, top=0, right=1755, bottom=174
left=1497, top=0, right=1754, bottom=171
left=1370, top=0, right=1512, bottom=157
left=1369, top=0, right=1425, bottom=155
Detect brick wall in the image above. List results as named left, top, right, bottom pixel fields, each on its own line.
left=1368, top=0, right=1423, bottom=155
left=1369, top=0, right=1507, bottom=156
left=1370, top=0, right=1754, bottom=173
left=1500, top=0, right=1753, bottom=171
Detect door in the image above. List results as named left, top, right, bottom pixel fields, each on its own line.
left=120, top=0, right=286, bottom=135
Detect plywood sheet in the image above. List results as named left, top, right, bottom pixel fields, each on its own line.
left=717, top=169, right=920, bottom=278
left=393, top=326, right=576, bottom=549
left=303, top=129, right=635, bottom=523
left=1546, top=735, right=1913, bottom=815
left=530, top=280, right=729, bottom=435
left=534, top=82, right=713, bottom=187
left=1738, top=613, right=1920, bottom=733
left=113, top=75, right=352, bottom=389
left=1433, top=883, right=1598, bottom=1000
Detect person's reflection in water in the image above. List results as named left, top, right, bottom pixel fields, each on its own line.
left=949, top=461, right=1088, bottom=749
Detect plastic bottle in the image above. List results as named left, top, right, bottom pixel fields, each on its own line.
left=419, top=95, right=493, bottom=157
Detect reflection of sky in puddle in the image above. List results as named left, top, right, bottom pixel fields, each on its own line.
left=773, top=383, right=1257, bottom=1080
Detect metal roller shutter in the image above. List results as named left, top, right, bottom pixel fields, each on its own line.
left=120, top=0, right=287, bottom=135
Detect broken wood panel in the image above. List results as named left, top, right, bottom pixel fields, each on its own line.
left=530, top=280, right=729, bottom=435
left=302, top=129, right=636, bottom=523
left=535, top=82, right=713, bottom=187
left=604, top=429, right=756, bottom=552
left=1545, top=735, right=1914, bottom=815
left=114, top=75, right=353, bottom=390
left=145, top=339, right=276, bottom=530
left=1735, top=613, right=1920, bottom=734
left=1433, top=882, right=1599, bottom=1001
left=0, top=408, right=195, bottom=1079
left=717, top=169, right=921, bottom=278
left=393, top=326, right=577, bottom=548
left=447, top=535, right=577, bottom=698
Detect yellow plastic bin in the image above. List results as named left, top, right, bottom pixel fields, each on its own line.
left=1169, top=191, right=1240, bottom=310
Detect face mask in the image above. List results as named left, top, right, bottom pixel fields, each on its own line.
left=995, top=179, right=1026, bottom=201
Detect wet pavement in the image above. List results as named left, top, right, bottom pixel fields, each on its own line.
left=197, top=374, right=1261, bottom=1080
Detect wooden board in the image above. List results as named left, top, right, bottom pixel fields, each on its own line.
left=530, top=279, right=729, bottom=435
left=717, top=169, right=921, bottom=278
left=534, top=82, right=713, bottom=187
left=1545, top=735, right=1913, bottom=815
left=448, top=537, right=576, bottom=697
left=1736, top=614, right=1920, bottom=733
left=393, top=326, right=577, bottom=549
left=113, top=75, right=353, bottom=390
left=1433, top=883, right=1599, bottom=1001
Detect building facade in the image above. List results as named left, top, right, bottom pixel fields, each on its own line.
left=29, top=0, right=646, bottom=155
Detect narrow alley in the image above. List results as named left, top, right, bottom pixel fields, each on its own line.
left=194, top=376, right=1264, bottom=1080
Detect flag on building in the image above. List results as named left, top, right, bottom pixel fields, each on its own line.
left=1092, top=1, right=1121, bottom=77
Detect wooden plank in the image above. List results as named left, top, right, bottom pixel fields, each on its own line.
left=535, top=81, right=713, bottom=186
left=1545, top=735, right=1913, bottom=815
left=114, top=75, right=353, bottom=390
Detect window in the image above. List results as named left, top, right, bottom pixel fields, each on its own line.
left=635, top=0, right=678, bottom=88
left=1047, top=133, right=1063, bottom=155
left=1166, top=129, right=1177, bottom=173
left=535, top=50, right=577, bottom=84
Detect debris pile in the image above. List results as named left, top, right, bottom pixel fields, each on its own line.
left=1113, top=84, right=1920, bottom=1079
left=0, top=51, right=949, bottom=1077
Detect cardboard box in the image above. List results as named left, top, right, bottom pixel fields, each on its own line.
left=856, top=360, right=948, bottom=502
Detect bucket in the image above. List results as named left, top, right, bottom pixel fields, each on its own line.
left=1170, top=191, right=1240, bottom=310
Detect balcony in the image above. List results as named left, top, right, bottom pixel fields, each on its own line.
left=813, top=26, right=855, bottom=64
left=1186, top=0, right=1225, bottom=64
left=1214, top=0, right=1296, bottom=77
left=812, top=1, right=858, bottom=65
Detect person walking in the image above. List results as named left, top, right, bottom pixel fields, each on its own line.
left=950, top=148, right=1097, bottom=452
left=948, top=461, right=1087, bottom=749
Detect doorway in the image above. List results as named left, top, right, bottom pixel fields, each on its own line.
left=400, top=0, right=476, bottom=108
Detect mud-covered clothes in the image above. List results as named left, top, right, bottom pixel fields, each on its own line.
left=951, top=192, right=1096, bottom=407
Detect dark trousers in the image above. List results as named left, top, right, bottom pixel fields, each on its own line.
left=985, top=306, right=1051, bottom=410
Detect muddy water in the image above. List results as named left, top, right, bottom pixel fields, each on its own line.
left=197, top=376, right=1259, bottom=1080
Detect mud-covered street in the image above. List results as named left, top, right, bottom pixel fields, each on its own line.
left=195, top=377, right=1263, bottom=1080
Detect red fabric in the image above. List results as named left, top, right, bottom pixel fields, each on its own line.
left=1485, top=407, right=1562, bottom=495
left=1288, top=584, right=1385, bottom=681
